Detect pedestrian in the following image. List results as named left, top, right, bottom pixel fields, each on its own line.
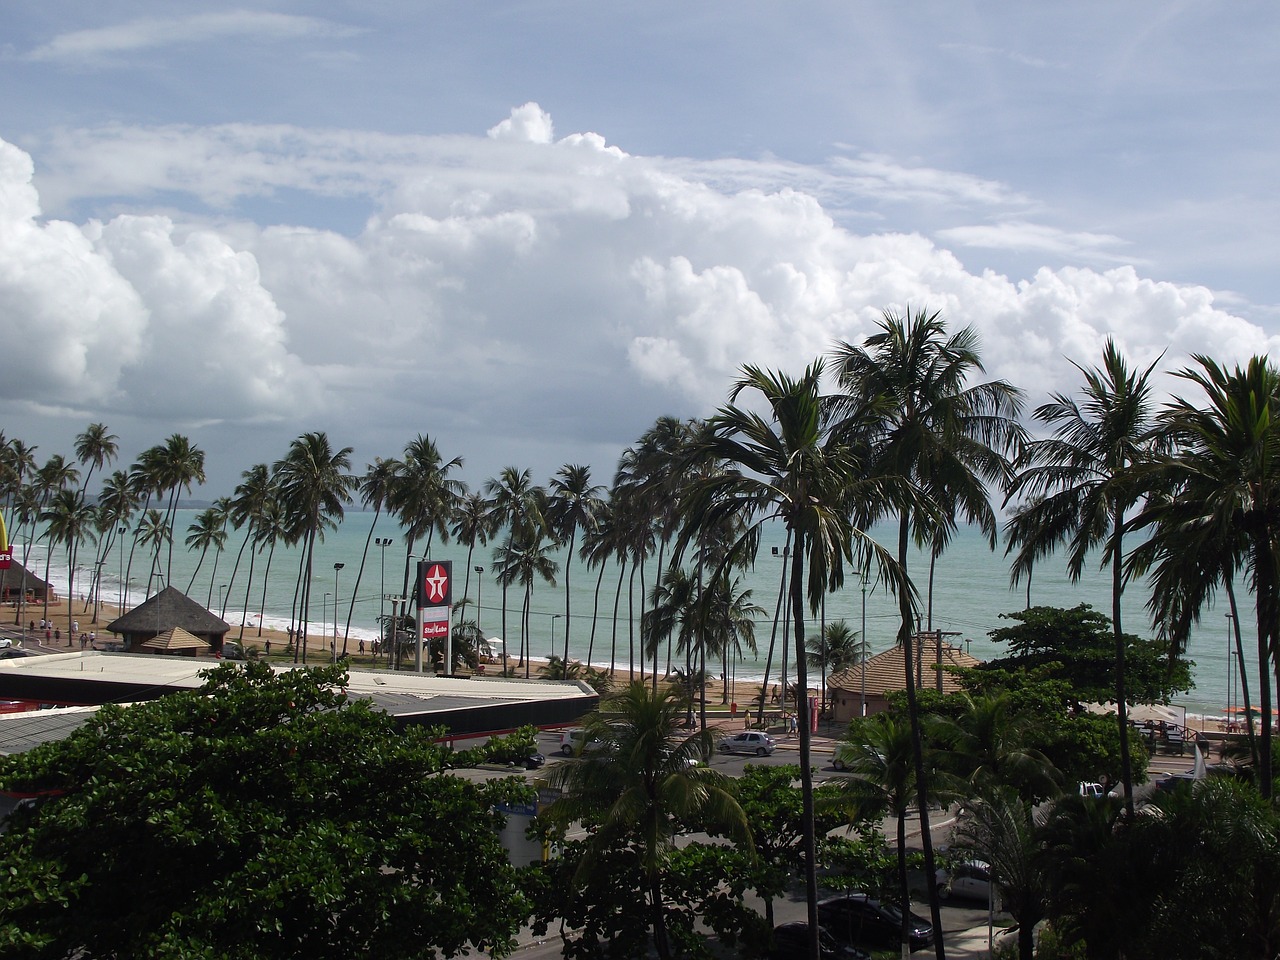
left=56, top=628, right=62, bottom=644
left=79, top=633, right=87, bottom=650
left=45, top=627, right=51, bottom=643
left=72, top=620, right=79, bottom=635
left=264, top=638, right=271, bottom=656
left=359, top=637, right=365, bottom=654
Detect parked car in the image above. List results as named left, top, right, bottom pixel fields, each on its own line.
left=717, top=731, right=777, bottom=756
left=817, top=892, right=934, bottom=952
left=769, top=922, right=869, bottom=960
left=521, top=752, right=546, bottom=770
left=936, top=860, right=993, bottom=904
left=0, top=638, right=10, bottom=649
left=1078, top=780, right=1104, bottom=799
left=558, top=729, right=601, bottom=756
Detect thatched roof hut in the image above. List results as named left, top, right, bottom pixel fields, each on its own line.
left=105, top=586, right=230, bottom=654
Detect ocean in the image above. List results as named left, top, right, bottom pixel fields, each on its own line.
left=13, top=510, right=1239, bottom=716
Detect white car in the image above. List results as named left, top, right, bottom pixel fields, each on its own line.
left=936, top=860, right=993, bottom=904
left=558, top=728, right=602, bottom=756
left=717, top=731, right=777, bottom=756
left=0, top=639, right=11, bottom=649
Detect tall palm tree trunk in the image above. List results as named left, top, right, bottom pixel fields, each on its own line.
left=897, top=514, right=946, bottom=960
left=756, top=533, right=790, bottom=727
left=789, top=530, right=821, bottom=958
left=1110, top=510, right=1135, bottom=816
left=587, top=562, right=605, bottom=665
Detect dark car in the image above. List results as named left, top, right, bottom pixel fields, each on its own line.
left=521, top=752, right=546, bottom=770
left=817, top=892, right=934, bottom=952
left=769, top=922, right=870, bottom=960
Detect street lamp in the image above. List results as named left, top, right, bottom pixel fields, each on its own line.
left=117, top=526, right=127, bottom=613
left=333, top=562, right=345, bottom=664
left=218, top=583, right=226, bottom=614
left=551, top=613, right=562, bottom=662
left=408, top=554, right=424, bottom=672
left=323, top=592, right=331, bottom=660
left=474, top=566, right=485, bottom=660
left=376, top=538, right=393, bottom=658
left=860, top=572, right=868, bottom=718
left=1226, top=612, right=1235, bottom=723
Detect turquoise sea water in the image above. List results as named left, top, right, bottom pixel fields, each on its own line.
left=16, top=511, right=1239, bottom=716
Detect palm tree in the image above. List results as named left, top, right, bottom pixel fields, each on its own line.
left=1003, top=338, right=1160, bottom=814
left=224, top=465, right=274, bottom=639
left=154, top=434, right=205, bottom=583
left=682, top=360, right=903, bottom=957
left=391, top=436, right=464, bottom=665
left=450, top=490, right=495, bottom=617
left=542, top=681, right=750, bottom=960
left=41, top=488, right=96, bottom=643
left=485, top=467, right=546, bottom=670
left=184, top=507, right=228, bottom=596
left=937, top=692, right=1061, bottom=803
left=32, top=456, right=80, bottom=627
left=273, top=433, right=356, bottom=664
left=345, top=456, right=402, bottom=652
left=830, top=715, right=924, bottom=950
left=1129, top=355, right=1280, bottom=797
left=547, top=463, right=605, bottom=664
left=74, top=422, right=118, bottom=495
left=806, top=619, right=865, bottom=711
left=832, top=307, right=1025, bottom=950
left=949, top=787, right=1049, bottom=960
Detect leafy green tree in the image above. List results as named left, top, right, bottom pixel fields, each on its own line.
left=0, top=663, right=533, bottom=960
left=984, top=604, right=1192, bottom=705
left=539, top=681, right=750, bottom=960
left=712, top=765, right=850, bottom=927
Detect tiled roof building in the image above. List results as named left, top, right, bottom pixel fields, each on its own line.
left=826, top=638, right=981, bottom=722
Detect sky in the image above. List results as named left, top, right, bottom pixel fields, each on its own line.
left=3, top=2, right=1279, bottom=497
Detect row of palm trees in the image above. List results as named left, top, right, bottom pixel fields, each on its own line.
left=6, top=310, right=1280, bottom=957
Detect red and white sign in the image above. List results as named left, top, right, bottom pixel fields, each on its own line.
left=421, top=563, right=451, bottom=605
left=421, top=618, right=449, bottom=639
left=0, top=547, right=10, bottom=571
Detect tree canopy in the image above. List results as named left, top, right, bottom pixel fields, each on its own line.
left=983, top=604, right=1193, bottom=706
left=0, top=662, right=532, bottom=960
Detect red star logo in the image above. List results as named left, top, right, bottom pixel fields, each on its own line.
left=423, top=564, right=449, bottom=604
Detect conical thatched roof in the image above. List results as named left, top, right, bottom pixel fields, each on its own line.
left=106, top=586, right=229, bottom=637
left=141, top=627, right=211, bottom=651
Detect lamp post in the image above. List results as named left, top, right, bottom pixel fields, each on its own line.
left=333, top=562, right=345, bottom=664
left=474, top=566, right=485, bottom=662
left=860, top=572, right=868, bottom=718
left=408, top=554, right=424, bottom=673
left=376, top=538, right=393, bottom=659
left=218, top=583, right=226, bottom=614
left=551, top=613, right=562, bottom=666
left=323, top=592, right=331, bottom=661
left=1226, top=612, right=1235, bottom=722
left=118, top=526, right=127, bottom=612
